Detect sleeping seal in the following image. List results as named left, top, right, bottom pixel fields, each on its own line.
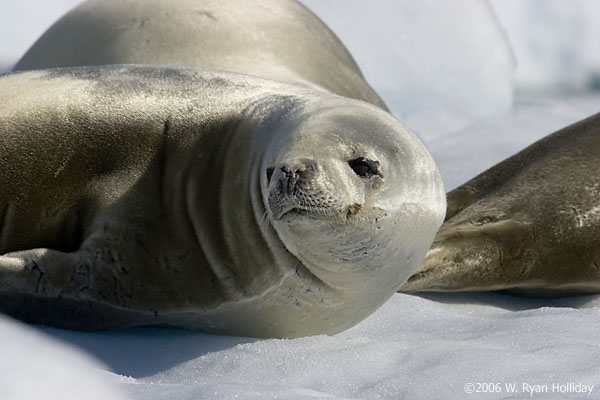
left=2, top=0, right=445, bottom=336
left=401, top=113, right=600, bottom=297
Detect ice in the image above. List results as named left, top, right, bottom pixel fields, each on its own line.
left=302, top=0, right=514, bottom=126
left=2, top=0, right=600, bottom=399
left=490, top=0, right=600, bottom=92
left=13, top=290, right=600, bottom=400
left=0, top=0, right=81, bottom=72
left=423, top=94, right=600, bottom=190
left=0, top=314, right=127, bottom=400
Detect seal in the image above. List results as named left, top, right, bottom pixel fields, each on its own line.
left=0, top=65, right=445, bottom=337
left=14, top=0, right=387, bottom=110
left=400, top=113, right=600, bottom=297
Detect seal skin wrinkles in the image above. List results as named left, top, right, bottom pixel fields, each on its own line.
left=0, top=0, right=445, bottom=338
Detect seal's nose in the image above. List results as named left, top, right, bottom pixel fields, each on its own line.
left=280, top=166, right=302, bottom=194
left=278, top=161, right=316, bottom=194
left=266, top=160, right=316, bottom=189
left=266, top=160, right=319, bottom=220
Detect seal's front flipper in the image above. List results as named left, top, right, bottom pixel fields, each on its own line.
left=0, top=247, right=151, bottom=329
left=0, top=248, right=83, bottom=297
left=400, top=219, right=532, bottom=293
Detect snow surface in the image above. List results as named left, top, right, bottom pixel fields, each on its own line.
left=490, top=0, right=600, bottom=93
left=2, top=1, right=600, bottom=399
left=0, top=0, right=81, bottom=71
left=302, top=0, right=514, bottom=121
left=3, top=289, right=600, bottom=400
left=0, top=313, right=128, bottom=400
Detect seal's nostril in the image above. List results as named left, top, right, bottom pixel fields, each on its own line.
left=286, top=173, right=299, bottom=194
left=296, top=166, right=307, bottom=176
left=281, top=166, right=293, bottom=177
left=276, top=162, right=317, bottom=194
left=266, top=167, right=274, bottom=183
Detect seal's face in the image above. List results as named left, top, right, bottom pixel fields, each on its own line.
left=264, top=107, right=392, bottom=225
left=265, top=153, right=379, bottom=222
left=261, top=102, right=446, bottom=290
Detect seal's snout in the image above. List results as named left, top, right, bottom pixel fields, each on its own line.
left=281, top=166, right=300, bottom=194
left=279, top=164, right=314, bottom=194
left=266, top=160, right=316, bottom=192
left=266, top=160, right=326, bottom=221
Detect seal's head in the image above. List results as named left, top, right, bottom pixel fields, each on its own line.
left=261, top=99, right=446, bottom=295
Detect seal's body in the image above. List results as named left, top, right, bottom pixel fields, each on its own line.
left=14, top=0, right=387, bottom=110
left=1, top=0, right=446, bottom=337
left=0, top=66, right=444, bottom=337
left=401, top=114, right=600, bottom=297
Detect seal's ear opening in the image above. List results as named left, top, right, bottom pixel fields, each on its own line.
left=266, top=167, right=275, bottom=183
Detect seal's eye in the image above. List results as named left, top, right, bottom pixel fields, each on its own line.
left=348, top=157, right=379, bottom=178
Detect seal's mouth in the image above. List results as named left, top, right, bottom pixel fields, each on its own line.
left=266, top=162, right=363, bottom=223
left=278, top=208, right=313, bottom=221
left=277, top=207, right=329, bottom=222
left=275, top=203, right=362, bottom=222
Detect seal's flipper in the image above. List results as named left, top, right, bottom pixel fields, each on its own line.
left=401, top=219, right=533, bottom=293
left=0, top=247, right=154, bottom=329
left=445, top=187, right=478, bottom=221
left=0, top=249, right=82, bottom=298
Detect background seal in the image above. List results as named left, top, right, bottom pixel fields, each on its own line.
left=401, top=114, right=600, bottom=296
left=14, top=0, right=388, bottom=110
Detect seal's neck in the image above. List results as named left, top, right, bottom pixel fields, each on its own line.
left=179, top=94, right=319, bottom=300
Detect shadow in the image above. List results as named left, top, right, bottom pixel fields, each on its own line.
left=36, top=325, right=258, bottom=378
left=412, top=291, right=600, bottom=312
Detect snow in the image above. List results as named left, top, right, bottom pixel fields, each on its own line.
left=2, top=1, right=600, bottom=399
left=5, top=291, right=600, bottom=400
left=490, top=0, right=600, bottom=93
left=302, top=0, right=514, bottom=123
left=423, top=94, right=600, bottom=190
left=0, top=314, right=127, bottom=400
left=0, top=0, right=81, bottom=71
